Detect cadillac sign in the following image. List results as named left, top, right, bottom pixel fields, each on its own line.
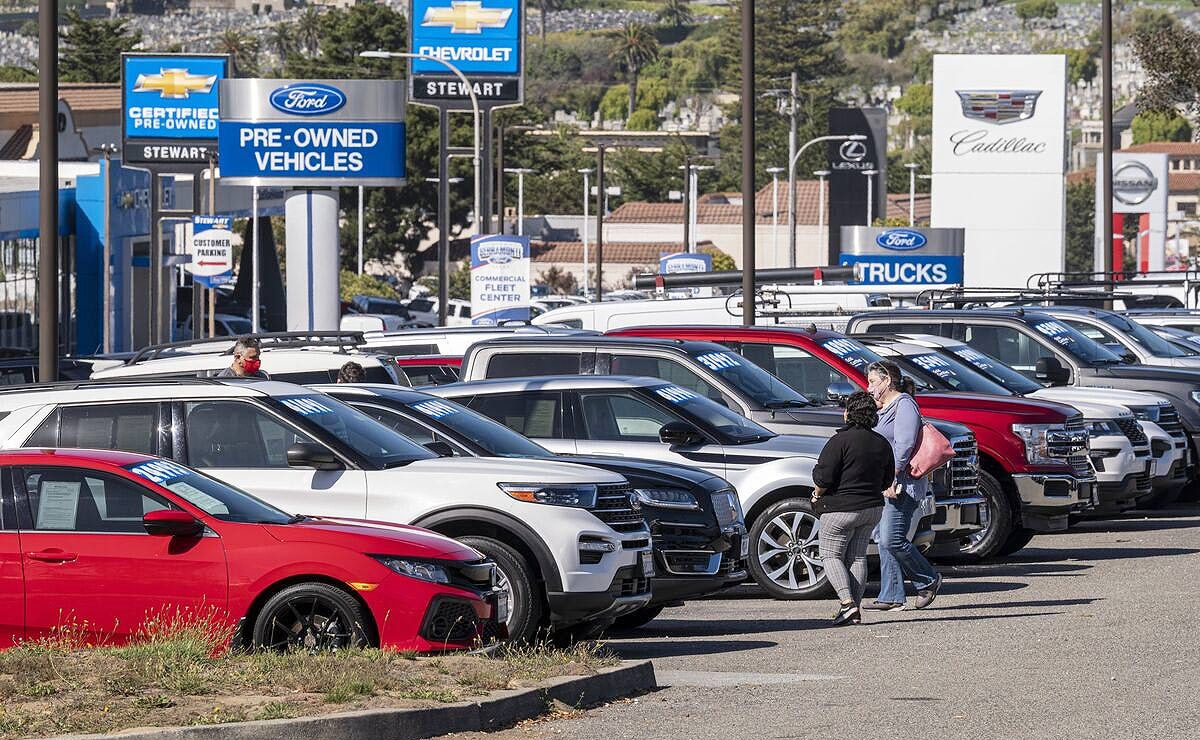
left=956, top=90, right=1042, bottom=125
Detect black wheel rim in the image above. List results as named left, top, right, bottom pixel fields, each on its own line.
left=264, top=596, right=355, bottom=651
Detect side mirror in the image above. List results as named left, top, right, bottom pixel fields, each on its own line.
left=286, top=442, right=344, bottom=471
left=423, top=440, right=455, bottom=457
left=1034, top=356, right=1070, bottom=386
left=826, top=381, right=857, bottom=406
left=659, top=421, right=705, bottom=447
left=143, top=509, right=204, bottom=537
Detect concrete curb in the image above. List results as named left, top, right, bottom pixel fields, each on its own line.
left=52, top=660, right=656, bottom=740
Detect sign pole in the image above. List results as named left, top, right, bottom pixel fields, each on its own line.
left=192, top=171, right=204, bottom=339
left=39, top=0, right=58, bottom=376
left=207, top=157, right=216, bottom=338
left=438, top=108, right=451, bottom=327
left=251, top=185, right=260, bottom=334
left=357, top=185, right=365, bottom=274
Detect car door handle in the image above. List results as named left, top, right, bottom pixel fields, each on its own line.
left=26, top=550, right=77, bottom=563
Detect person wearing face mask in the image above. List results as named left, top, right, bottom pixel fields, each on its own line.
left=218, top=336, right=269, bottom=379
left=810, top=391, right=893, bottom=626
left=862, top=359, right=942, bottom=612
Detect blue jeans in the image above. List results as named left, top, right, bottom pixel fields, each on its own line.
left=876, top=484, right=939, bottom=604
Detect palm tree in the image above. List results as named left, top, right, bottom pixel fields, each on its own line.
left=535, top=0, right=564, bottom=41
left=216, top=28, right=261, bottom=77
left=296, top=7, right=322, bottom=55
left=656, top=0, right=694, bottom=28
left=610, top=22, right=660, bottom=120
left=267, top=22, right=293, bottom=70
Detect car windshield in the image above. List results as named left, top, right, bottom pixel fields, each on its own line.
left=271, top=395, right=436, bottom=468
left=685, top=348, right=811, bottom=408
left=944, top=344, right=1044, bottom=394
left=125, top=459, right=293, bottom=524
left=895, top=351, right=1015, bottom=395
left=1024, top=318, right=1125, bottom=364
left=406, top=397, right=551, bottom=458
left=648, top=383, right=775, bottom=443
left=1098, top=313, right=1197, bottom=358
left=818, top=337, right=886, bottom=374
left=225, top=319, right=253, bottom=335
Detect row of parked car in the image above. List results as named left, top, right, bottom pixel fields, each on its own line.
left=5, top=293, right=1200, bottom=654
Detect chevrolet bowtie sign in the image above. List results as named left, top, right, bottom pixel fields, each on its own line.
left=132, top=69, right=217, bottom=99
left=410, top=0, right=523, bottom=108
left=122, top=53, right=230, bottom=169
left=422, top=2, right=512, bottom=33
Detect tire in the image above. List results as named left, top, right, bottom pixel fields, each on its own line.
left=459, top=536, right=543, bottom=643
left=746, top=497, right=833, bottom=600
left=610, top=605, right=666, bottom=631
left=995, top=526, right=1037, bottom=557
left=950, top=470, right=1014, bottom=562
left=251, top=582, right=371, bottom=652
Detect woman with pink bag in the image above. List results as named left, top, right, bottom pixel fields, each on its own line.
left=862, top=360, right=944, bottom=613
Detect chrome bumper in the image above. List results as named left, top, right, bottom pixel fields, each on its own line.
left=932, top=494, right=986, bottom=534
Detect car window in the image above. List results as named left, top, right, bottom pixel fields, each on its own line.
left=960, top=324, right=1055, bottom=377
left=402, top=365, right=459, bottom=387
left=357, top=405, right=439, bottom=447
left=735, top=342, right=851, bottom=403
left=22, top=467, right=171, bottom=533
left=125, top=459, right=291, bottom=523
left=464, top=392, right=563, bottom=439
left=579, top=391, right=678, bottom=442
left=485, top=352, right=583, bottom=379
left=609, top=354, right=728, bottom=403
left=1061, top=319, right=1125, bottom=349
left=27, top=403, right=162, bottom=456
left=184, top=400, right=319, bottom=468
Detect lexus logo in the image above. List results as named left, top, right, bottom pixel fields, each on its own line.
left=1112, top=161, right=1158, bottom=206
left=839, top=140, right=867, bottom=162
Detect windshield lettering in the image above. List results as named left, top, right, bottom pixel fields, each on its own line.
left=656, top=385, right=699, bottom=403
left=281, top=397, right=334, bottom=416
left=129, top=460, right=192, bottom=485
left=694, top=352, right=742, bottom=371
left=412, top=399, right=459, bottom=419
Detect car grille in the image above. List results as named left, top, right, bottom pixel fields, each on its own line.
left=607, top=566, right=651, bottom=598
left=947, top=434, right=979, bottom=499
left=1048, top=417, right=1090, bottom=459
left=589, top=484, right=646, bottom=533
left=1135, top=465, right=1152, bottom=493
left=662, top=550, right=722, bottom=575
left=1116, top=416, right=1148, bottom=447
left=420, top=597, right=479, bottom=644
left=653, top=522, right=712, bottom=549
left=1157, top=405, right=1187, bottom=442
left=1068, top=455, right=1094, bottom=478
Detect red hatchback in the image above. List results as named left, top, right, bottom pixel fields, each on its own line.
left=0, top=449, right=503, bottom=652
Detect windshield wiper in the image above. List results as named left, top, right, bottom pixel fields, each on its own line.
left=763, top=399, right=812, bottom=409
left=286, top=514, right=309, bottom=524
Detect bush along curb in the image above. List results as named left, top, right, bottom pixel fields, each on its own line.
left=50, top=660, right=658, bottom=740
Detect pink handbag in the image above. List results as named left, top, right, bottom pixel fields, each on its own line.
left=908, top=421, right=956, bottom=478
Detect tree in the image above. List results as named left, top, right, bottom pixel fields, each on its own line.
left=1131, top=7, right=1181, bottom=38
left=266, top=23, right=295, bottom=70
left=1134, top=25, right=1200, bottom=117
left=1065, top=178, right=1095, bottom=274
left=626, top=109, right=659, bottom=130
left=537, top=266, right=578, bottom=295
left=0, top=65, right=35, bottom=82
left=610, top=22, right=660, bottom=120
left=838, top=0, right=915, bottom=59
left=700, top=246, right=735, bottom=272
left=216, top=28, right=261, bottom=77
left=1047, top=47, right=1097, bottom=85
left=1130, top=110, right=1193, bottom=144
left=339, top=270, right=400, bottom=302
left=1015, top=0, right=1057, bottom=28
left=657, top=0, right=695, bottom=29
left=416, top=261, right=471, bottom=300
left=894, top=82, right=932, bottom=141
left=296, top=7, right=323, bottom=55
left=59, top=9, right=142, bottom=83
left=533, top=0, right=572, bottom=41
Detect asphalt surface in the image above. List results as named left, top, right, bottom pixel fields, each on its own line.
left=451, top=505, right=1200, bottom=740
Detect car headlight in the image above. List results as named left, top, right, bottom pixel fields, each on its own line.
left=1191, top=390, right=1200, bottom=407
left=498, top=483, right=598, bottom=508
left=710, top=489, right=743, bottom=528
left=633, top=487, right=700, bottom=510
left=1084, top=419, right=1122, bottom=437
left=1011, top=423, right=1060, bottom=466
left=372, top=556, right=450, bottom=584
left=1128, top=405, right=1161, bottom=423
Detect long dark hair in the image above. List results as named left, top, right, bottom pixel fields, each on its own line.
left=867, top=359, right=915, bottom=396
left=844, top=391, right=878, bottom=429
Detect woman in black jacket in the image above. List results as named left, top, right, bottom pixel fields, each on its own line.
left=811, top=391, right=896, bottom=626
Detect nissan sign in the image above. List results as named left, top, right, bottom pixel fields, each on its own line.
left=1112, top=161, right=1158, bottom=206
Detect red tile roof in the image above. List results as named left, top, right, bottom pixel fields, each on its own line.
left=532, top=240, right=718, bottom=264
left=0, top=83, right=121, bottom=114
left=1120, top=142, right=1200, bottom=155
left=1067, top=169, right=1200, bottom=193
left=885, top=193, right=931, bottom=225
left=608, top=181, right=831, bottom=226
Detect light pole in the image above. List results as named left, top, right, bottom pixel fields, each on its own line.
left=904, top=162, right=919, bottom=227
left=504, top=167, right=535, bottom=236
left=862, top=169, right=879, bottom=226
left=689, top=164, right=713, bottom=253
left=814, top=169, right=830, bottom=260
left=766, top=166, right=784, bottom=260
left=787, top=134, right=868, bottom=267
left=578, top=168, right=593, bottom=297
left=495, top=123, right=537, bottom=234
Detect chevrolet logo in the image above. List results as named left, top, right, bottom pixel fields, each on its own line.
left=133, top=68, right=217, bottom=99
left=422, top=1, right=512, bottom=33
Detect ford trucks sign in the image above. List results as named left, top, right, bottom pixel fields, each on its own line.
left=840, top=225, right=964, bottom=286
left=269, top=83, right=347, bottom=116
left=876, top=229, right=928, bottom=251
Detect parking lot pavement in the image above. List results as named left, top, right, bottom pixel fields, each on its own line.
left=450, top=506, right=1200, bottom=740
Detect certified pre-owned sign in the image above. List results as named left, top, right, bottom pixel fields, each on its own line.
left=1112, top=161, right=1159, bottom=206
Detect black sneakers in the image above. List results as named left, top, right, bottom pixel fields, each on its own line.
left=915, top=575, right=944, bottom=610
left=831, top=602, right=861, bottom=626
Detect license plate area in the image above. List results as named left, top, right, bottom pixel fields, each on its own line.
left=638, top=551, right=656, bottom=578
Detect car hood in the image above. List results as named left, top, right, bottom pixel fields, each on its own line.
left=265, top=517, right=481, bottom=560
left=1029, top=388, right=1163, bottom=416
left=735, top=432, right=826, bottom=460
left=401, top=455, right=627, bottom=485
left=554, top=454, right=726, bottom=489
left=916, top=391, right=1078, bottom=422
left=1089, top=363, right=1200, bottom=383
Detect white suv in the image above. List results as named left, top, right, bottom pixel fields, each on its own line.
left=0, top=379, right=653, bottom=641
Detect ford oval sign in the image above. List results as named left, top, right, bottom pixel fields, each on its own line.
left=876, top=230, right=928, bottom=251
left=269, top=83, right=347, bottom=116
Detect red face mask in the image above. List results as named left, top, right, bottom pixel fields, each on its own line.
left=241, top=358, right=262, bottom=375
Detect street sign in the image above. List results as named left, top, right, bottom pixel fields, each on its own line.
left=121, top=53, right=229, bottom=171
left=471, top=234, right=530, bottom=325
left=409, top=0, right=524, bottom=110
left=188, top=216, right=234, bottom=288
left=217, top=79, right=407, bottom=187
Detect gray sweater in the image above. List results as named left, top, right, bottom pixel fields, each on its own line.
left=874, top=393, right=925, bottom=490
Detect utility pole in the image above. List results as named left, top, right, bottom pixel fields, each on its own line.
left=741, top=0, right=755, bottom=326
left=596, top=144, right=606, bottom=301
left=1101, top=0, right=1115, bottom=278
left=39, top=0, right=58, bottom=379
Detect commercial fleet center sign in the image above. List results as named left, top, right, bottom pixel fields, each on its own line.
left=471, top=235, right=530, bottom=325
left=218, top=79, right=407, bottom=186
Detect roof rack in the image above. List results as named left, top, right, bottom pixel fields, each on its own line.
left=125, top=331, right=367, bottom=366
left=0, top=376, right=243, bottom=397
left=1029, top=271, right=1200, bottom=308
left=914, top=286, right=1145, bottom=309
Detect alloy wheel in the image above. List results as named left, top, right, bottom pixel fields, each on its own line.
left=264, top=596, right=355, bottom=651
left=757, top=510, right=824, bottom=592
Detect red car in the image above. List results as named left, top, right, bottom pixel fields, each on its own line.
left=0, top=448, right=502, bottom=652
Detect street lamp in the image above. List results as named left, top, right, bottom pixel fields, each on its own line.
left=503, top=167, right=535, bottom=236
left=862, top=169, right=879, bottom=226
left=578, top=168, right=594, bottom=297
left=495, top=123, right=538, bottom=234
left=814, top=169, right=830, bottom=261
left=905, top=162, right=920, bottom=227
left=766, top=166, right=784, bottom=260
left=787, top=134, right=868, bottom=267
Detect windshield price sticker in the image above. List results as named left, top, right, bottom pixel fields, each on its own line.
left=412, top=400, right=459, bottom=419
left=282, top=397, right=335, bottom=416
left=129, top=460, right=194, bottom=485
left=1034, top=321, right=1075, bottom=347
left=911, top=353, right=954, bottom=378
left=694, top=352, right=742, bottom=371
left=954, top=347, right=994, bottom=369
left=655, top=385, right=698, bottom=404
left=823, top=338, right=870, bottom=367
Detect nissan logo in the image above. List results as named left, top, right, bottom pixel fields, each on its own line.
left=839, top=139, right=867, bottom=162
left=1112, top=161, right=1158, bottom=206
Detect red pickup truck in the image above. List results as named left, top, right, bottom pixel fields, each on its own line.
left=612, top=325, right=1096, bottom=559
